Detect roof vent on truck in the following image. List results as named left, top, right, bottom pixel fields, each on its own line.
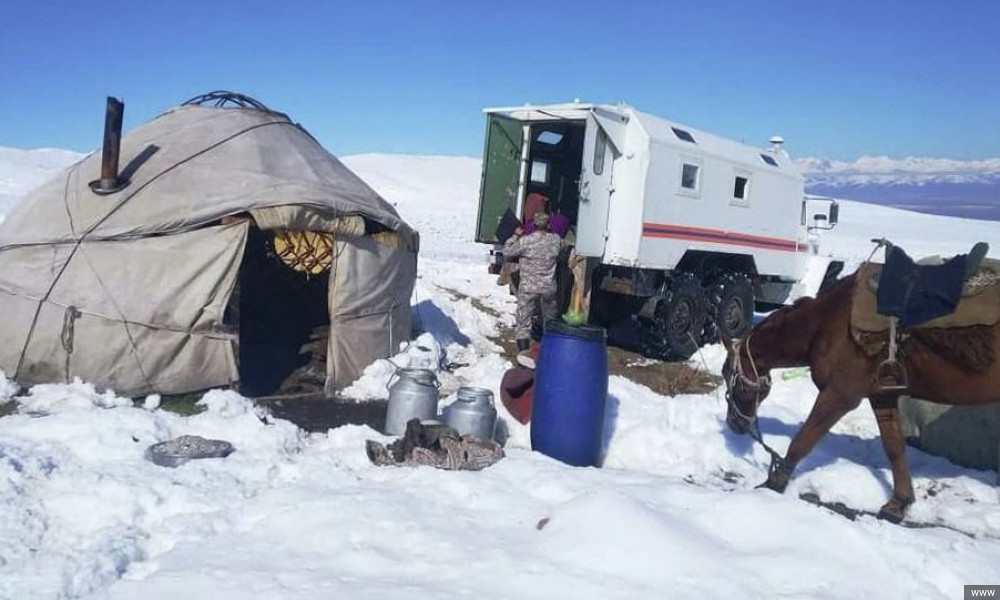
left=671, top=127, right=697, bottom=144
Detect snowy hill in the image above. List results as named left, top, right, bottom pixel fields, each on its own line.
left=0, top=147, right=84, bottom=224
left=342, top=153, right=484, bottom=261
left=2, top=147, right=1000, bottom=599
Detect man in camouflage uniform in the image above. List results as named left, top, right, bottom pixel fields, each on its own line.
left=503, top=211, right=563, bottom=353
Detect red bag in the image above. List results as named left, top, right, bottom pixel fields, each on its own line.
left=500, top=341, right=540, bottom=425
left=500, top=366, right=534, bottom=425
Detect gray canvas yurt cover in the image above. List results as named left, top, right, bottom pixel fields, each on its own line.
left=0, top=92, right=418, bottom=397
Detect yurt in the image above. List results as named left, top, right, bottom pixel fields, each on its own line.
left=0, top=92, right=418, bottom=398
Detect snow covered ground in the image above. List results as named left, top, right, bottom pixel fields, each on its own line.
left=2, top=149, right=1000, bottom=599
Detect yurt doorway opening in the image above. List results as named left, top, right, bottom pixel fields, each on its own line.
left=236, top=225, right=331, bottom=397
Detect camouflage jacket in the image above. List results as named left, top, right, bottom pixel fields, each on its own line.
left=503, top=230, right=563, bottom=294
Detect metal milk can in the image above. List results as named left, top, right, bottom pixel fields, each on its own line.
left=443, top=387, right=497, bottom=440
left=384, top=368, right=440, bottom=435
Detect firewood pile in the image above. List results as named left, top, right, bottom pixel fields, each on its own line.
left=277, top=325, right=330, bottom=395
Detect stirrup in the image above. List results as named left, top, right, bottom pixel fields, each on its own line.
left=875, top=359, right=908, bottom=390
left=876, top=316, right=907, bottom=391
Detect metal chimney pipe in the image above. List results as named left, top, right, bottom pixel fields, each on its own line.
left=99, top=96, right=124, bottom=192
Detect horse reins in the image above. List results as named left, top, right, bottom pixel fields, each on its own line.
left=727, top=334, right=772, bottom=408
left=726, top=335, right=788, bottom=475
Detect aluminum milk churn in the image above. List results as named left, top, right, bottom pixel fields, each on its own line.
left=443, top=387, right=497, bottom=440
left=385, top=368, right=440, bottom=435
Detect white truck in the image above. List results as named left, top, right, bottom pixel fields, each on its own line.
left=475, top=101, right=841, bottom=359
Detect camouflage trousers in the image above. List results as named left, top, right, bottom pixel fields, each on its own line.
left=515, top=290, right=558, bottom=340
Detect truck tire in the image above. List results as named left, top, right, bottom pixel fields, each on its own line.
left=641, top=273, right=707, bottom=361
left=703, top=272, right=754, bottom=343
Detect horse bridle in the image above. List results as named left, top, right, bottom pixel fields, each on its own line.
left=725, top=334, right=790, bottom=478
left=725, top=334, right=772, bottom=423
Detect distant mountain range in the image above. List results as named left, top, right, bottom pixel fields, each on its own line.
left=797, top=155, right=1000, bottom=221
left=1, top=147, right=998, bottom=223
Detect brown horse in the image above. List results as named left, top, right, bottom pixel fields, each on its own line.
left=720, top=272, right=1000, bottom=523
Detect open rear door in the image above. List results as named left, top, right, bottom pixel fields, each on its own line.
left=575, top=114, right=617, bottom=257
left=476, top=114, right=524, bottom=243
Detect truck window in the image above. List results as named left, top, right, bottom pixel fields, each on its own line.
left=732, top=170, right=752, bottom=206
left=530, top=159, right=550, bottom=184
left=537, top=130, right=563, bottom=145
left=681, top=163, right=700, bottom=191
left=734, top=176, right=749, bottom=199
left=593, top=129, right=607, bottom=175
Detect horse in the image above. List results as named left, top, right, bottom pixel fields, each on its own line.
left=720, top=271, right=1000, bottom=523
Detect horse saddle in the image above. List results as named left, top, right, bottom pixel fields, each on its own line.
left=851, top=245, right=1000, bottom=333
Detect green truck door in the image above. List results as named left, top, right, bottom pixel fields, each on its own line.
left=476, top=114, right=524, bottom=243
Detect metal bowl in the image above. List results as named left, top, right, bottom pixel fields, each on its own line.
left=145, top=435, right=234, bottom=468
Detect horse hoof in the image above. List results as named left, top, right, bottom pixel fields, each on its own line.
left=876, top=496, right=913, bottom=524
left=755, top=477, right=788, bottom=493
left=877, top=505, right=904, bottom=524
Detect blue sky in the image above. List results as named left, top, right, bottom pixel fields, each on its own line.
left=1, top=0, right=998, bottom=160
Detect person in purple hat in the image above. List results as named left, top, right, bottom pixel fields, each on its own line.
left=502, top=211, right=562, bottom=354
left=548, top=213, right=571, bottom=239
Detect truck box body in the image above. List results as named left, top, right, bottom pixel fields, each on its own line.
left=477, top=103, right=809, bottom=282
left=477, top=101, right=837, bottom=358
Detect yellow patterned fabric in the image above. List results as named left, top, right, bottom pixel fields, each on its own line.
left=273, top=231, right=334, bottom=275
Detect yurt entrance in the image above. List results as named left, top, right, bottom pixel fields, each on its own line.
left=235, top=225, right=331, bottom=397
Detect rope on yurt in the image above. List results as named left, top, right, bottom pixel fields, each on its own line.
left=77, top=241, right=156, bottom=388
left=13, top=119, right=294, bottom=392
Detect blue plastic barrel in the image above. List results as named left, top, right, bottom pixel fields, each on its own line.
left=530, top=322, right=608, bottom=467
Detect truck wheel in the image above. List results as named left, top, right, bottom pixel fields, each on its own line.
left=703, top=273, right=754, bottom=343
left=641, top=273, right=707, bottom=361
